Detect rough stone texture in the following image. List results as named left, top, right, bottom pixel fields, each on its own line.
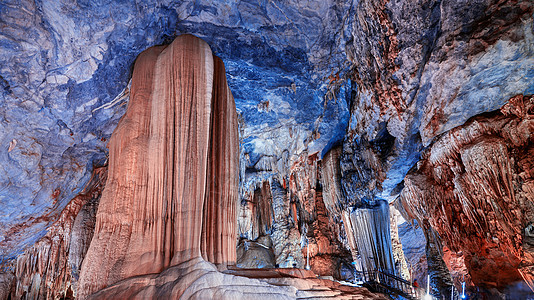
left=341, top=0, right=534, bottom=203
left=11, top=166, right=106, bottom=299
left=397, top=221, right=428, bottom=289
left=399, top=95, right=534, bottom=292
left=389, top=206, right=410, bottom=280
left=0, top=270, right=14, bottom=300
left=1, top=0, right=534, bottom=297
left=0, top=0, right=352, bottom=261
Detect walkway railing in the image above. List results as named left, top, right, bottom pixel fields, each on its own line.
left=357, top=270, right=418, bottom=299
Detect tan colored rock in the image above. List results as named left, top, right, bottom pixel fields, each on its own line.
left=201, top=56, right=239, bottom=267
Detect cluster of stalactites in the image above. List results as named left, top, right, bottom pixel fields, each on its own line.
left=397, top=95, right=534, bottom=289
left=346, top=200, right=396, bottom=276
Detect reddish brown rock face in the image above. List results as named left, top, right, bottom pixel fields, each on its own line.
left=78, top=35, right=239, bottom=298
left=399, top=95, right=534, bottom=291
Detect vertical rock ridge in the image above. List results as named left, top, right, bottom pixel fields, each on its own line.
left=201, top=56, right=239, bottom=267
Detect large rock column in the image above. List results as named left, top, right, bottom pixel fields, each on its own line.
left=78, top=34, right=237, bottom=297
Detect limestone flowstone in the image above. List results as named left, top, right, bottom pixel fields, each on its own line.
left=78, top=34, right=233, bottom=298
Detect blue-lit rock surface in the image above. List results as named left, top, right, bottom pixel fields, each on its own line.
left=1, top=0, right=534, bottom=297
left=0, top=0, right=352, bottom=259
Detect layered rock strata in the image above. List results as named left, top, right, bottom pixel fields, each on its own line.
left=399, top=95, right=534, bottom=292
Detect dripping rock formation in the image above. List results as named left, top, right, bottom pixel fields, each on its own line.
left=0, top=0, right=534, bottom=299
left=399, top=95, right=534, bottom=294
left=77, top=35, right=241, bottom=298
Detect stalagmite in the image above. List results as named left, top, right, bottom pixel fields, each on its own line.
left=78, top=35, right=222, bottom=298
left=389, top=205, right=410, bottom=280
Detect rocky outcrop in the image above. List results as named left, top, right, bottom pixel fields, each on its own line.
left=11, top=166, right=106, bottom=299
left=237, top=150, right=355, bottom=279
left=342, top=0, right=534, bottom=203
left=399, top=95, right=534, bottom=292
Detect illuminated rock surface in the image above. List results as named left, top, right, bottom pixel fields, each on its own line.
left=0, top=0, right=533, bottom=298
left=399, top=95, right=534, bottom=295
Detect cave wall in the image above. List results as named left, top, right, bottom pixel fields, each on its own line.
left=11, top=166, right=106, bottom=299
left=0, top=0, right=533, bottom=297
left=399, top=95, right=534, bottom=292
left=341, top=0, right=533, bottom=203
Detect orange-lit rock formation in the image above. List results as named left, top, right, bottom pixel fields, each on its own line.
left=78, top=35, right=239, bottom=298
left=399, top=95, right=534, bottom=292
left=201, top=56, right=240, bottom=267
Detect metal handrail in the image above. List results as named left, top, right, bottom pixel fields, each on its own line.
left=356, top=269, right=418, bottom=299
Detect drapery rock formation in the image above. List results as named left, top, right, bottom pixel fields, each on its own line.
left=78, top=34, right=240, bottom=297
left=399, top=95, right=534, bottom=293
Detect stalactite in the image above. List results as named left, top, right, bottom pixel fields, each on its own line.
left=424, top=221, right=456, bottom=299
left=399, top=95, right=534, bottom=291
left=321, top=146, right=344, bottom=216
left=270, top=179, right=304, bottom=268
left=12, top=166, right=107, bottom=299
left=349, top=200, right=396, bottom=275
